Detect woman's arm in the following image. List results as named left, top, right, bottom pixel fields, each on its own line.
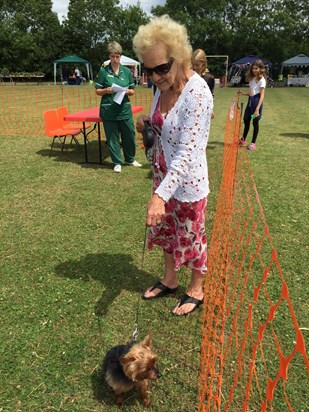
left=95, top=87, right=113, bottom=97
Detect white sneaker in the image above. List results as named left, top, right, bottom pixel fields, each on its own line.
left=114, top=164, right=122, bottom=173
left=129, top=160, right=142, bottom=167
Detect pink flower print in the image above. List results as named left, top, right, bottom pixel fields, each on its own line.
left=184, top=248, right=195, bottom=260
left=165, top=214, right=176, bottom=228
left=178, top=227, right=187, bottom=237
left=179, top=236, right=192, bottom=248
left=175, top=250, right=183, bottom=259
left=176, top=209, right=186, bottom=224
left=193, top=251, right=207, bottom=268
left=187, top=208, right=197, bottom=221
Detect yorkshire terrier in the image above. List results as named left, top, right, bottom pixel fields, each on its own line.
left=103, top=335, right=160, bottom=407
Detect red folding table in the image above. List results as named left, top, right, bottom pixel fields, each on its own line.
left=64, top=106, right=143, bottom=164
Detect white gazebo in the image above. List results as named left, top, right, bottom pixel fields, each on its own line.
left=103, top=55, right=141, bottom=76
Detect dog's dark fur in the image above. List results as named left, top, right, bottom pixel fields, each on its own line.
left=103, top=335, right=160, bottom=407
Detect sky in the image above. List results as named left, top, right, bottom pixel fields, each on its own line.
left=52, top=0, right=166, bottom=22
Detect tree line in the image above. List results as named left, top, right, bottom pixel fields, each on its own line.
left=0, top=0, right=308, bottom=79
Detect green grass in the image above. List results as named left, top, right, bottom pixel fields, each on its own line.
left=0, top=85, right=308, bottom=411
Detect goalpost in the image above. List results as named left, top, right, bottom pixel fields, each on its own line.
left=206, top=55, right=229, bottom=87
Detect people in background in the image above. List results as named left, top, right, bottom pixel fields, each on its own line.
left=192, top=48, right=215, bottom=118
left=238, top=60, right=266, bottom=151
left=75, top=67, right=81, bottom=85
left=134, top=15, right=213, bottom=316
left=95, top=41, right=142, bottom=173
left=68, top=70, right=76, bottom=85
left=62, top=65, right=69, bottom=84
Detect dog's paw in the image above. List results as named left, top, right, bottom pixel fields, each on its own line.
left=142, top=397, right=151, bottom=407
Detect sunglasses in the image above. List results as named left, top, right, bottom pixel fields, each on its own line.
left=141, top=58, right=174, bottom=76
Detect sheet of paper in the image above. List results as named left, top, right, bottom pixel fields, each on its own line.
left=111, top=83, right=128, bottom=104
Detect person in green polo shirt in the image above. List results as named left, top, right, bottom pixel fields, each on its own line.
left=95, top=41, right=142, bottom=173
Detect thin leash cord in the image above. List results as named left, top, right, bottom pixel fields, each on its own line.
left=132, top=150, right=155, bottom=343
left=131, top=223, right=148, bottom=342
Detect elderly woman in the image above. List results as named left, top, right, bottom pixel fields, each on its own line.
left=133, top=15, right=213, bottom=316
left=95, top=41, right=142, bottom=173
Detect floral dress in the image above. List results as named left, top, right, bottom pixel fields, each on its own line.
left=148, top=100, right=208, bottom=275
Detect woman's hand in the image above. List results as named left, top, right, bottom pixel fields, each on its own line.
left=146, top=194, right=165, bottom=226
left=126, top=89, right=134, bottom=96
left=136, top=115, right=151, bottom=133
left=105, top=87, right=113, bottom=94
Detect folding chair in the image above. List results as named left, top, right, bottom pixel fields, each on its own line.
left=43, top=110, right=81, bottom=157
left=57, top=106, right=91, bottom=144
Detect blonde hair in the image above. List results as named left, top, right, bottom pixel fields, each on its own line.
left=133, top=15, right=192, bottom=69
left=107, top=41, right=122, bottom=55
left=192, top=49, right=209, bottom=75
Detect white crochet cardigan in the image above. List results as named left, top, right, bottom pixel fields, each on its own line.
left=152, top=73, right=213, bottom=203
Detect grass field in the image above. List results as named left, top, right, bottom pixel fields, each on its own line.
left=0, top=85, right=308, bottom=411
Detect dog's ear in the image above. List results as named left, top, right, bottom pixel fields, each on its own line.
left=141, top=335, right=152, bottom=347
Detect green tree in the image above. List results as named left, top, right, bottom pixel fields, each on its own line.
left=0, top=0, right=62, bottom=74
left=151, top=0, right=309, bottom=67
left=151, top=0, right=230, bottom=53
left=113, top=4, right=149, bottom=58
left=62, top=0, right=124, bottom=73
left=62, top=0, right=149, bottom=73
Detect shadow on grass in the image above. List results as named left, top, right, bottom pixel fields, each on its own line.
left=36, top=140, right=112, bottom=169
left=280, top=132, right=309, bottom=139
left=91, top=365, right=140, bottom=408
left=207, top=140, right=224, bottom=150
left=37, top=141, right=153, bottom=174
left=54, top=252, right=157, bottom=317
left=55, top=252, right=157, bottom=407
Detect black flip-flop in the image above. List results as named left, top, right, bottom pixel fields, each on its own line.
left=171, top=293, right=204, bottom=316
left=142, top=281, right=178, bottom=300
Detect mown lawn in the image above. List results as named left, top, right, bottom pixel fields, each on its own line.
left=0, top=85, right=308, bottom=411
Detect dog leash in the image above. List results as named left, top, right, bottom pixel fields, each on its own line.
left=132, top=223, right=148, bottom=342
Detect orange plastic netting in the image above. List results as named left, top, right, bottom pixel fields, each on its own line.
left=198, top=97, right=309, bottom=411
left=0, top=85, right=152, bottom=137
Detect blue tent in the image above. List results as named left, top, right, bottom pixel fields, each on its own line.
left=281, top=54, right=309, bottom=72
left=229, top=55, right=271, bottom=83
left=233, top=55, right=271, bottom=66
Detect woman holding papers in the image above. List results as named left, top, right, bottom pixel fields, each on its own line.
left=95, top=41, right=142, bottom=173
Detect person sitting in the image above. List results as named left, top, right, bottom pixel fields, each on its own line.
left=68, top=71, right=76, bottom=85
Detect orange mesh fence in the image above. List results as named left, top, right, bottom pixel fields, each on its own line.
left=198, top=97, right=309, bottom=411
left=0, top=85, right=153, bottom=137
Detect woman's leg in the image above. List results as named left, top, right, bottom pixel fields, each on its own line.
left=242, top=119, right=251, bottom=140
left=172, top=269, right=204, bottom=315
left=143, top=251, right=178, bottom=298
left=251, top=117, right=260, bottom=143
left=242, top=102, right=252, bottom=141
left=120, top=118, right=136, bottom=164
left=103, top=120, right=122, bottom=165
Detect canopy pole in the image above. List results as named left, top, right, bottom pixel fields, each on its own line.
left=53, top=63, right=57, bottom=85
